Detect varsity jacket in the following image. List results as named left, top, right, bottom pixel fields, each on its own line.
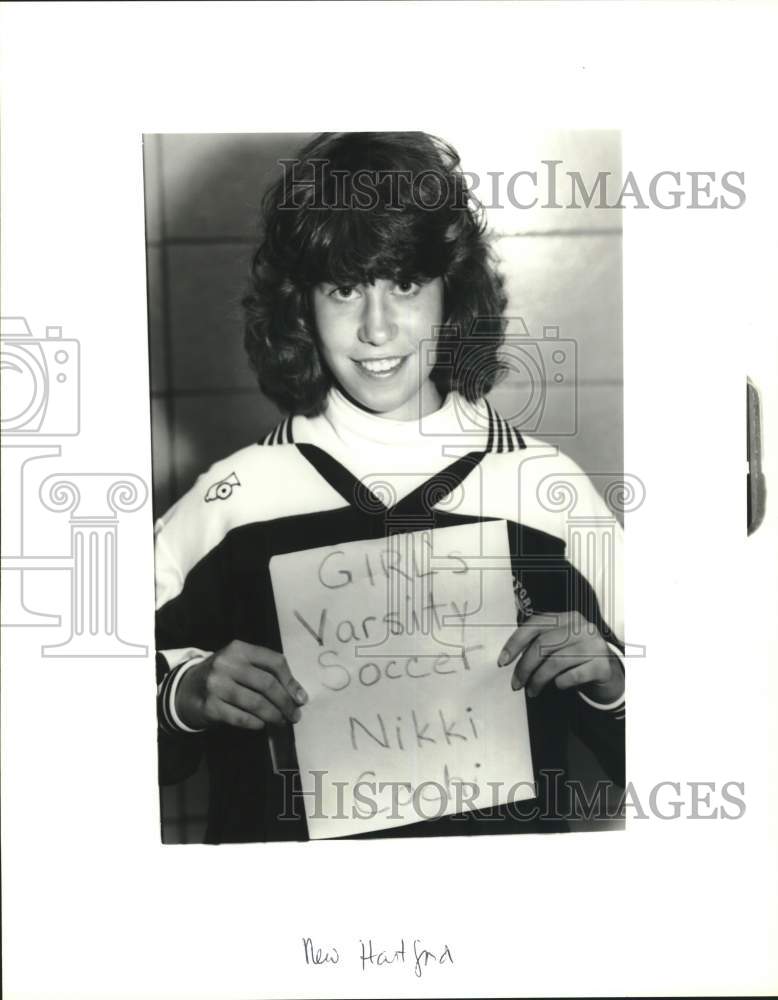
left=156, top=389, right=625, bottom=842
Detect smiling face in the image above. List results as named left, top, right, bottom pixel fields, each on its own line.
left=311, top=276, right=445, bottom=420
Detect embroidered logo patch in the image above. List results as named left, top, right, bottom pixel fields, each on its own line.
left=205, top=472, right=241, bottom=502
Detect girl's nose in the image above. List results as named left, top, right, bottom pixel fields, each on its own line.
left=358, top=286, right=396, bottom=346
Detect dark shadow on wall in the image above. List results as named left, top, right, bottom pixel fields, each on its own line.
left=144, top=133, right=315, bottom=521
left=145, top=133, right=315, bottom=843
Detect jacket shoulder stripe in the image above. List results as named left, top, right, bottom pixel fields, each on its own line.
left=501, top=416, right=513, bottom=453
left=260, top=419, right=293, bottom=447
left=483, top=402, right=527, bottom=452
left=485, top=401, right=496, bottom=452
left=512, top=426, right=527, bottom=449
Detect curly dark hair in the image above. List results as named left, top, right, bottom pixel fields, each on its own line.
left=242, top=132, right=508, bottom=415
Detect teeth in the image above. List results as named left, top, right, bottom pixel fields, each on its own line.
left=358, top=357, right=403, bottom=374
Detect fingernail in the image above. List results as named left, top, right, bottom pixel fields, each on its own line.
left=511, top=676, right=521, bottom=691
left=292, top=708, right=302, bottom=723
left=295, top=687, right=308, bottom=705
left=498, top=650, right=510, bottom=666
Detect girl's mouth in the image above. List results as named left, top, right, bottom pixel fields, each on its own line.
left=353, top=356, right=407, bottom=378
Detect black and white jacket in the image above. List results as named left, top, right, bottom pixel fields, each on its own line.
left=156, top=389, right=625, bottom=842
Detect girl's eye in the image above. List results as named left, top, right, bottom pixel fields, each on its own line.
left=394, top=280, right=421, bottom=296
left=328, top=286, right=359, bottom=301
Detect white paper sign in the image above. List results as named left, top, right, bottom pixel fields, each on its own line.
left=270, top=520, right=535, bottom=838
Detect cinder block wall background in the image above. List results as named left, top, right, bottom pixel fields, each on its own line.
left=144, top=131, right=623, bottom=842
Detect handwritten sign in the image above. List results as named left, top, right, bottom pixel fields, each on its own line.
left=269, top=520, right=534, bottom=838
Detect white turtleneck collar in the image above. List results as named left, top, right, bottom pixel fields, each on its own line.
left=257, top=385, right=524, bottom=500
left=287, top=386, right=520, bottom=488
left=322, top=386, right=475, bottom=448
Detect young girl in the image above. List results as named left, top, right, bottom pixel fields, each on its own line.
left=155, top=132, right=625, bottom=843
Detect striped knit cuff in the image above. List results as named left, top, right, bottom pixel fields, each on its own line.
left=157, top=652, right=209, bottom=734
left=577, top=642, right=625, bottom=717
left=578, top=689, right=625, bottom=712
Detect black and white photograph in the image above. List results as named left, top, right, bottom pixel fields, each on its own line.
left=146, top=130, right=627, bottom=844
left=2, top=3, right=777, bottom=998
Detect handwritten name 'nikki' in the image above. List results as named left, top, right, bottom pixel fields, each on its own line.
left=302, top=936, right=454, bottom=978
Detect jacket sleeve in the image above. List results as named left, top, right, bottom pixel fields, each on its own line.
left=548, top=457, right=627, bottom=786
left=154, top=475, right=235, bottom=784
left=570, top=675, right=625, bottom=787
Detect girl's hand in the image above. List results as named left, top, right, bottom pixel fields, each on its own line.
left=175, top=640, right=308, bottom=731
left=498, top=611, right=624, bottom=703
